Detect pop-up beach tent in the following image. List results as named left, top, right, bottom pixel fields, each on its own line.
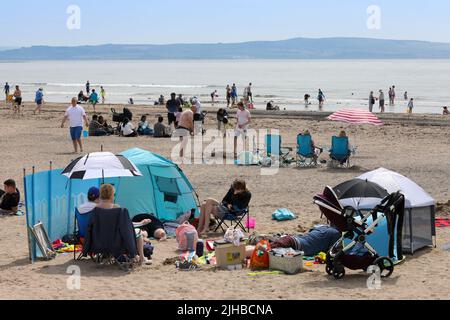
left=113, top=148, right=200, bottom=221
left=355, top=168, right=436, bottom=253
left=24, top=148, right=199, bottom=261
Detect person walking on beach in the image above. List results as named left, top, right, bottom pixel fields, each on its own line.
left=404, top=91, right=408, bottom=101
left=173, top=104, right=195, bottom=158
left=211, top=90, right=218, bottom=106
left=318, top=89, right=325, bottom=109
left=234, top=102, right=251, bottom=159
left=13, top=85, right=22, bottom=115
left=369, top=91, right=375, bottom=113
left=34, top=88, right=44, bottom=115
left=231, top=84, right=238, bottom=106
left=379, top=90, right=385, bottom=113
left=100, top=86, right=106, bottom=104
left=407, top=98, right=414, bottom=114
left=61, top=97, right=89, bottom=154
left=166, top=92, right=181, bottom=129
left=226, top=85, right=231, bottom=108
left=4, top=82, right=10, bottom=101
left=244, top=83, right=253, bottom=103
left=89, top=89, right=99, bottom=113
left=86, top=81, right=90, bottom=95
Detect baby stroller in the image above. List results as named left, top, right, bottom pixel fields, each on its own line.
left=111, top=107, right=133, bottom=134
left=313, top=186, right=405, bottom=280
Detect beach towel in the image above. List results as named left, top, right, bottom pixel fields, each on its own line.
left=272, top=208, right=296, bottom=221
left=436, top=218, right=450, bottom=228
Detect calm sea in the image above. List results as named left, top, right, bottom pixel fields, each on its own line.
left=1, top=59, right=450, bottom=114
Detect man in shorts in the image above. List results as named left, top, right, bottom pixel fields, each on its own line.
left=166, top=92, right=181, bottom=128
left=234, top=102, right=251, bottom=159
left=61, top=97, right=90, bottom=154
left=173, top=104, right=195, bottom=158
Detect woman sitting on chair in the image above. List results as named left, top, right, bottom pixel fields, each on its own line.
left=196, top=179, right=251, bottom=235
left=301, top=129, right=323, bottom=162
left=95, top=184, right=150, bottom=265
left=331, top=130, right=352, bottom=165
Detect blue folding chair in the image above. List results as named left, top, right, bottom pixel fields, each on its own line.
left=330, top=136, right=351, bottom=167
left=73, top=208, right=93, bottom=260
left=296, top=134, right=318, bottom=167
left=265, top=134, right=293, bottom=166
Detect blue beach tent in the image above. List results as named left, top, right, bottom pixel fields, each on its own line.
left=112, top=148, right=200, bottom=221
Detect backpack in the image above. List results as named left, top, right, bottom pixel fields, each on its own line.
left=176, top=222, right=198, bottom=252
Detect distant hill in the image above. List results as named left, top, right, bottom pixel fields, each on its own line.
left=1, top=37, right=450, bottom=60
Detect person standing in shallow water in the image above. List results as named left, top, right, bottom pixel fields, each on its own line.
left=369, top=91, right=375, bottom=113
left=318, top=89, right=325, bottom=109
left=379, top=90, right=385, bottom=113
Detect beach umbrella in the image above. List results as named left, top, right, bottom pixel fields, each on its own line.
left=333, top=178, right=389, bottom=210
left=62, top=152, right=142, bottom=180
left=328, top=108, right=383, bottom=126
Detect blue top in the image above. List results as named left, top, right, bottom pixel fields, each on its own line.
left=35, top=90, right=44, bottom=102
left=90, top=92, right=98, bottom=102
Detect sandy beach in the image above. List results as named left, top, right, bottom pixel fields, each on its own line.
left=0, top=101, right=449, bottom=300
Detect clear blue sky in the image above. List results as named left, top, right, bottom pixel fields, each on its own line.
left=3, top=0, right=450, bottom=46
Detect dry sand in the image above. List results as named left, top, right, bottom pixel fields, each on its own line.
left=0, top=102, right=449, bottom=300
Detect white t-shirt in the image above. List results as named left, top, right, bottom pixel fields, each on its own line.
left=122, top=122, right=134, bottom=136
left=236, top=109, right=251, bottom=127
left=65, top=105, right=86, bottom=128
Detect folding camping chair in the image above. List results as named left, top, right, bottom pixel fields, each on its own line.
left=296, top=134, right=320, bottom=167
left=214, top=208, right=250, bottom=233
left=73, top=208, right=92, bottom=261
left=265, top=134, right=293, bottom=166
left=329, top=136, right=351, bottom=168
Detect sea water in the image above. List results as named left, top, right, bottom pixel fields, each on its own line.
left=1, top=59, right=450, bottom=114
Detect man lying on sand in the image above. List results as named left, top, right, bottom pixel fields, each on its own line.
left=247, top=225, right=341, bottom=257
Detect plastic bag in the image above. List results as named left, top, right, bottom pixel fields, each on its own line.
left=272, top=208, right=296, bottom=221
left=176, top=222, right=198, bottom=252
left=250, top=240, right=271, bottom=270
left=224, top=228, right=245, bottom=247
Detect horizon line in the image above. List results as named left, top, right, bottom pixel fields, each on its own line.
left=8, top=36, right=450, bottom=49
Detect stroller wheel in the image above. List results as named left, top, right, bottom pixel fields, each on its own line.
left=332, top=264, right=345, bottom=279
left=325, top=264, right=333, bottom=275
left=374, top=257, right=394, bottom=278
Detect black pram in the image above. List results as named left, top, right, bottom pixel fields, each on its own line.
left=313, top=186, right=405, bottom=280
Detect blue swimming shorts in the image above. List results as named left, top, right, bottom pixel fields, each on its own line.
left=70, top=126, right=83, bottom=140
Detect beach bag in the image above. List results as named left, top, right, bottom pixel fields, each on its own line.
left=176, top=222, right=198, bottom=252
left=250, top=240, right=271, bottom=270
left=272, top=208, right=296, bottom=221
